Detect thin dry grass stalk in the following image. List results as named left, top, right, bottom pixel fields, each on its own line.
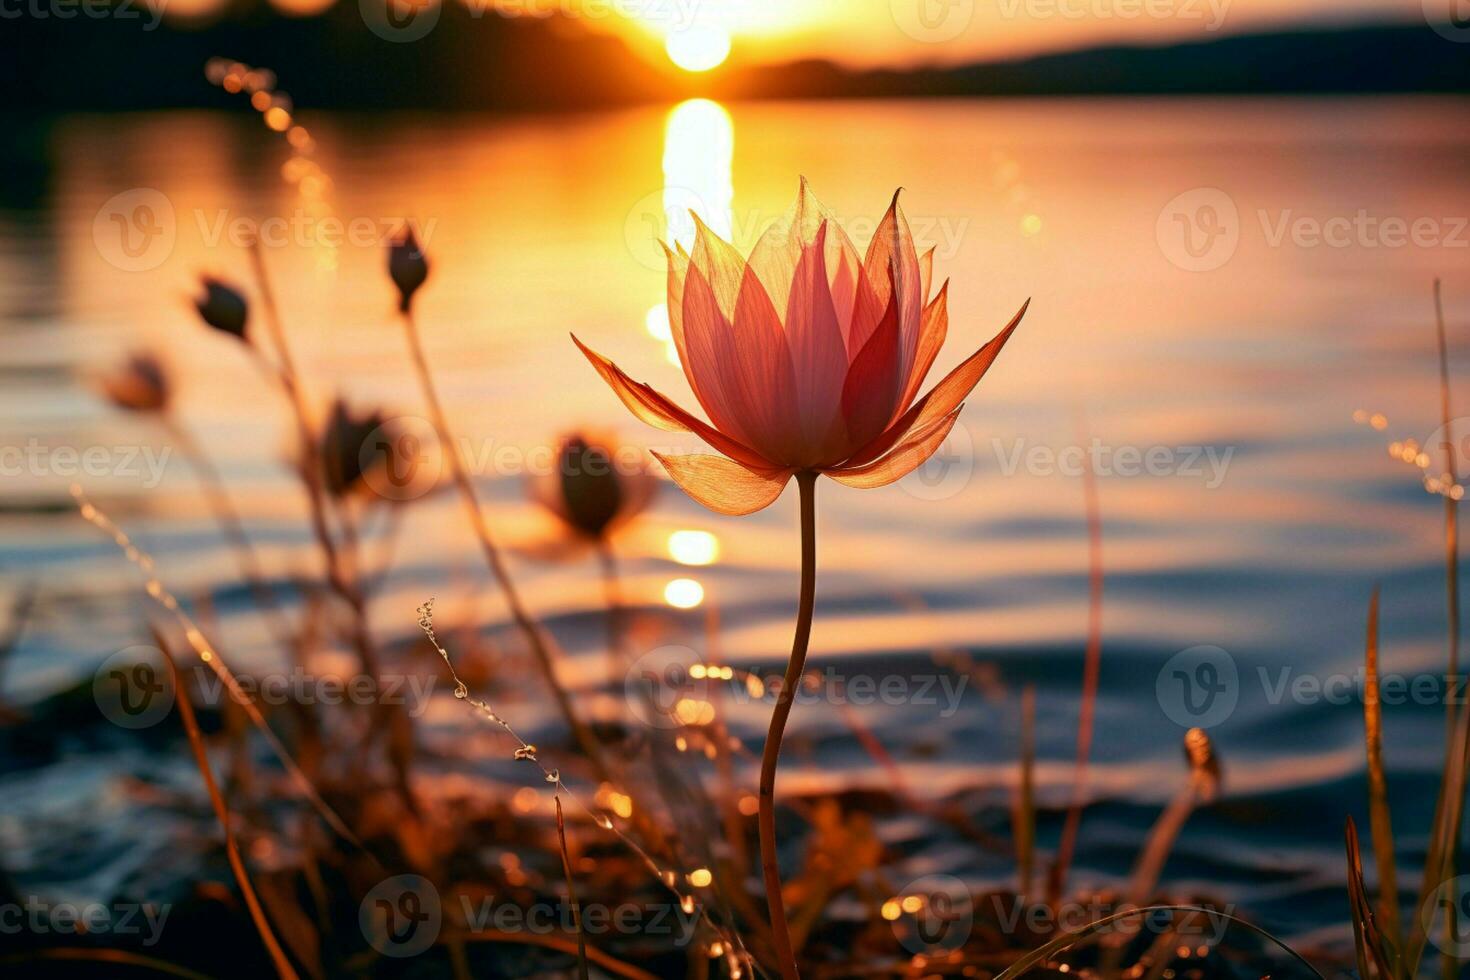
left=415, top=598, right=756, bottom=977
left=1346, top=817, right=1394, bottom=979
left=0, top=948, right=215, bottom=979
left=449, top=932, right=659, bottom=980
left=1432, top=277, right=1461, bottom=980
left=555, top=797, right=591, bottom=980
left=1362, top=586, right=1400, bottom=951
left=397, top=302, right=611, bottom=785
left=151, top=626, right=300, bottom=980
left=1015, top=683, right=1036, bottom=898
left=1050, top=422, right=1104, bottom=905
left=994, top=904, right=1324, bottom=980
left=245, top=238, right=418, bottom=813
left=72, top=486, right=363, bottom=851
left=1124, top=729, right=1220, bottom=910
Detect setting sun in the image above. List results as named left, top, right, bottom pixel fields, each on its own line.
left=665, top=25, right=731, bottom=72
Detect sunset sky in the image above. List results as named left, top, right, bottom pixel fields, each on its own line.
left=236, top=0, right=1429, bottom=72
left=590, top=0, right=1416, bottom=69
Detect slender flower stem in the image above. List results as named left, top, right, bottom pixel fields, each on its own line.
left=1434, top=277, right=1460, bottom=980
left=759, top=470, right=817, bottom=980
left=399, top=308, right=611, bottom=784
left=247, top=240, right=418, bottom=813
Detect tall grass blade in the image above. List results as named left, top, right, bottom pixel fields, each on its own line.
left=74, top=488, right=364, bottom=852
left=991, top=904, right=1323, bottom=980
left=1433, top=278, right=1461, bottom=980
left=1016, top=684, right=1036, bottom=898
left=153, top=626, right=301, bottom=980
left=1050, top=429, right=1104, bottom=903
left=1362, top=586, right=1401, bottom=951
left=1346, top=816, right=1395, bottom=979
left=555, top=797, right=591, bottom=980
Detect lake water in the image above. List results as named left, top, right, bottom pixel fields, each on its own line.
left=2, top=95, right=1469, bottom=962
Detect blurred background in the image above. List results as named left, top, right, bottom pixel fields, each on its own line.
left=2, top=0, right=1470, bottom=975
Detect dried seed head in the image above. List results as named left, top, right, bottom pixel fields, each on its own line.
left=194, top=277, right=249, bottom=339
left=102, top=353, right=170, bottom=413
left=1183, top=727, right=1222, bottom=798
left=319, top=399, right=390, bottom=499
left=532, top=431, right=657, bottom=541
left=388, top=226, right=429, bottom=313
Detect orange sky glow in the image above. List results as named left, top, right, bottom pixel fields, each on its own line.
left=248, top=0, right=1421, bottom=71
left=588, top=0, right=1416, bottom=68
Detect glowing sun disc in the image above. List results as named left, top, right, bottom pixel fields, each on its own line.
left=665, top=26, right=731, bottom=73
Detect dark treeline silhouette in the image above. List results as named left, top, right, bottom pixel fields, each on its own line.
left=729, top=24, right=1470, bottom=98
left=4, top=6, right=1467, bottom=113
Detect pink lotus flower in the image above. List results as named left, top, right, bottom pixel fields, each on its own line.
left=574, top=180, right=1027, bottom=515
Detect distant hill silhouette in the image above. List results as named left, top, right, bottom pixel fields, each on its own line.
left=714, top=23, right=1470, bottom=98
left=4, top=9, right=1466, bottom=113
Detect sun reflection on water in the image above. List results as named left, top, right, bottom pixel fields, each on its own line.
left=647, top=98, right=735, bottom=363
